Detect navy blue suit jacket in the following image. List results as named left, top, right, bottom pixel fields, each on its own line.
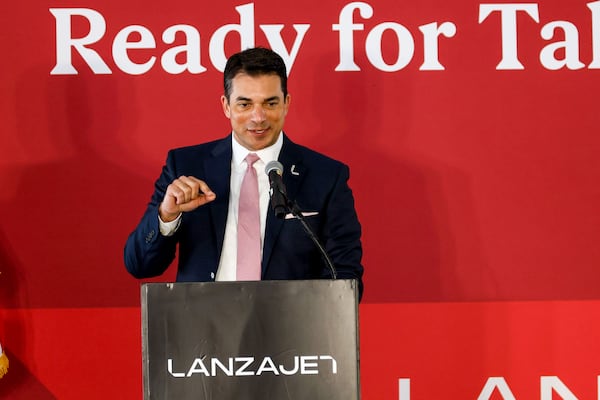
left=124, top=134, right=363, bottom=297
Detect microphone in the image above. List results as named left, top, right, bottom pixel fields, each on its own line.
left=265, top=160, right=288, bottom=219
left=264, top=160, right=338, bottom=280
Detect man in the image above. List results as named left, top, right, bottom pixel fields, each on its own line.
left=124, top=47, right=363, bottom=298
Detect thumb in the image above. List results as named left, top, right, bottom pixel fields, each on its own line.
left=181, top=192, right=216, bottom=211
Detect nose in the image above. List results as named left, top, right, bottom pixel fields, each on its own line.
left=251, top=105, right=266, bottom=123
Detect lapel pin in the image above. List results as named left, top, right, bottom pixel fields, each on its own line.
left=290, top=165, right=300, bottom=176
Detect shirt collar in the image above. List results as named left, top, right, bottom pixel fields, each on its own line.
left=231, top=131, right=284, bottom=167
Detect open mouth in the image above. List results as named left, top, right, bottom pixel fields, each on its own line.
left=248, top=128, right=268, bottom=135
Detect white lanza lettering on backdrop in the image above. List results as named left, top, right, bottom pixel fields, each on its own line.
left=50, top=1, right=600, bottom=76
left=400, top=376, right=599, bottom=400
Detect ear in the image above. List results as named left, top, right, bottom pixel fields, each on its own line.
left=283, top=94, right=291, bottom=115
left=221, top=95, right=231, bottom=118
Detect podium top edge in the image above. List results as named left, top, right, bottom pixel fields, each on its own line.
left=141, top=279, right=358, bottom=289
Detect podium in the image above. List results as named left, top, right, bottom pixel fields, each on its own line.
left=141, top=279, right=360, bottom=399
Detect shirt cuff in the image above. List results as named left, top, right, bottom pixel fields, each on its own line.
left=158, top=213, right=182, bottom=236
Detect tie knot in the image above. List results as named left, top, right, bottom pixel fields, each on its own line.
left=245, top=153, right=260, bottom=166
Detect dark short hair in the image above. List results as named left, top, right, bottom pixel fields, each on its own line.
left=223, top=47, right=288, bottom=101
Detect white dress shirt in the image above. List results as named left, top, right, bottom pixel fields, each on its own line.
left=158, top=133, right=283, bottom=281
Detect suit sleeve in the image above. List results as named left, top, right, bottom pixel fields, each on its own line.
left=322, top=163, right=364, bottom=299
left=123, top=150, right=179, bottom=279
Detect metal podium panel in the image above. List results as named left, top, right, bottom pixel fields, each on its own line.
left=141, top=279, right=360, bottom=399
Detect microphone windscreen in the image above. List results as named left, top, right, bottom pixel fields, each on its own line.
left=265, top=160, right=284, bottom=176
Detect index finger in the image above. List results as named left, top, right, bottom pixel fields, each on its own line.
left=187, top=176, right=215, bottom=198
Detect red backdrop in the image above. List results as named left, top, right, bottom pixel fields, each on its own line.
left=1, top=1, right=599, bottom=398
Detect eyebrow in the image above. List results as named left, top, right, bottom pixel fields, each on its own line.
left=234, top=96, right=281, bottom=103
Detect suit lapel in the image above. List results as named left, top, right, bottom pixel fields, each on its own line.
left=262, top=134, right=307, bottom=274
left=204, top=137, right=232, bottom=262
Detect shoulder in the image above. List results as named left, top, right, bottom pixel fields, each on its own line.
left=284, top=136, right=348, bottom=170
left=166, top=136, right=231, bottom=161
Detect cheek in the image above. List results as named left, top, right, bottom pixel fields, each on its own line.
left=230, top=114, right=246, bottom=125
left=269, top=110, right=285, bottom=121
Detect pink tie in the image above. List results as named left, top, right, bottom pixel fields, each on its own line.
left=237, top=153, right=261, bottom=280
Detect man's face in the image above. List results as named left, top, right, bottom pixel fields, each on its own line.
left=221, top=73, right=290, bottom=151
